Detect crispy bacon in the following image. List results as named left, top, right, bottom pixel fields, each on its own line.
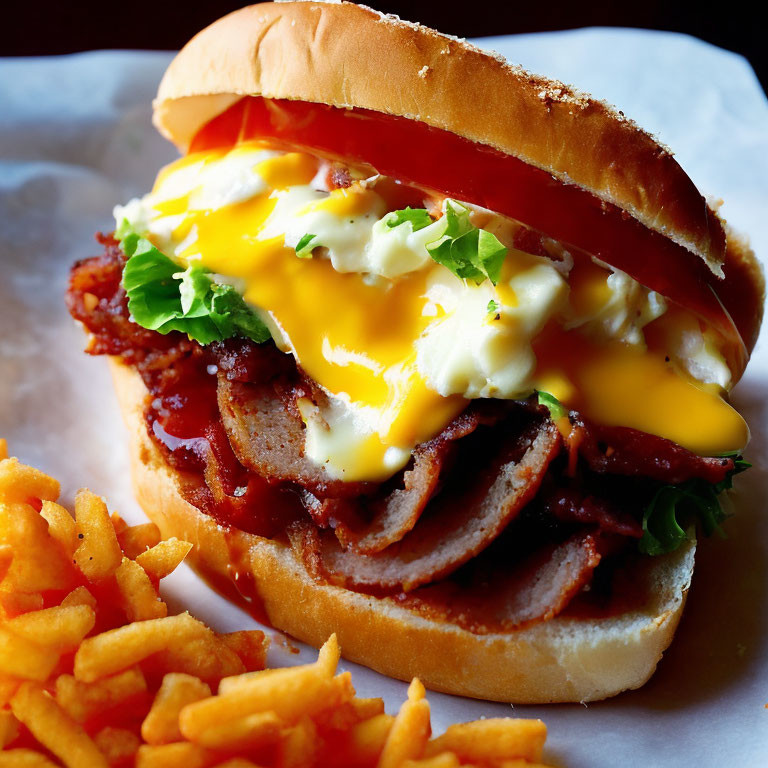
left=575, top=420, right=734, bottom=485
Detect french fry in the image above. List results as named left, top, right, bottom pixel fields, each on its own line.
left=40, top=500, right=78, bottom=558
left=0, top=628, right=59, bottom=681
left=117, top=523, right=161, bottom=560
left=154, top=634, right=245, bottom=684
left=141, top=673, right=211, bottom=746
left=0, top=677, right=20, bottom=706
left=93, top=727, right=141, bottom=766
left=73, top=490, right=123, bottom=583
left=180, top=665, right=353, bottom=738
left=323, top=713, right=395, bottom=767
left=276, top=715, right=318, bottom=768
left=0, top=504, right=75, bottom=593
left=318, top=633, right=341, bottom=673
left=115, top=558, right=167, bottom=622
left=218, top=630, right=268, bottom=673
left=74, top=612, right=210, bottom=682
left=134, top=743, right=213, bottom=768
left=317, top=696, right=386, bottom=732
left=423, top=718, right=547, bottom=763
left=0, top=708, right=20, bottom=748
left=0, top=459, right=59, bottom=505
left=5, top=605, right=95, bottom=652
left=56, top=667, right=147, bottom=723
left=0, top=438, right=7, bottom=461
left=190, top=710, right=282, bottom=751
left=401, top=754, right=461, bottom=768
left=0, top=545, right=13, bottom=583
left=110, top=513, right=128, bottom=537
left=10, top=682, right=108, bottom=768
left=378, top=679, right=431, bottom=768
left=0, top=590, right=44, bottom=620
left=214, top=761, right=262, bottom=768
left=0, top=749, right=60, bottom=767
left=60, top=586, right=97, bottom=610
left=218, top=665, right=286, bottom=695
left=136, top=538, right=193, bottom=581
left=216, top=634, right=337, bottom=696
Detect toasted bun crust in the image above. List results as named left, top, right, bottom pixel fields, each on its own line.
left=153, top=1, right=727, bottom=276
left=111, top=358, right=696, bottom=703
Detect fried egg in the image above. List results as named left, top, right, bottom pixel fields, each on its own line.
left=116, top=141, right=748, bottom=481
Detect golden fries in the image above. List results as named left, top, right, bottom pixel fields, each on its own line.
left=378, top=678, right=432, bottom=768
left=56, top=667, right=147, bottom=723
left=10, top=682, right=108, bottom=768
left=73, top=490, right=123, bottom=583
left=136, top=538, right=193, bottom=581
left=117, top=522, right=161, bottom=560
left=114, top=557, right=167, bottom=621
left=425, top=718, right=548, bottom=763
left=74, top=613, right=210, bottom=682
left=141, top=673, right=211, bottom=745
left=0, top=446, right=557, bottom=767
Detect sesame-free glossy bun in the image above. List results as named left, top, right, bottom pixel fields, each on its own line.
left=111, top=358, right=696, bottom=704
left=153, top=1, right=726, bottom=276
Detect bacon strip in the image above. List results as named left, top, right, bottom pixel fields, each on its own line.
left=576, top=421, right=734, bottom=485
left=305, top=415, right=561, bottom=593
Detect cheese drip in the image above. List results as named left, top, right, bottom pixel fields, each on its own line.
left=119, top=142, right=748, bottom=482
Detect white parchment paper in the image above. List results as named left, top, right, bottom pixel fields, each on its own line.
left=1, top=28, right=766, bottom=767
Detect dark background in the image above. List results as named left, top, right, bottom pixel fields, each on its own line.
left=4, top=1, right=765, bottom=94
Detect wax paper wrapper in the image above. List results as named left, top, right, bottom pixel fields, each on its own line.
left=1, top=27, right=767, bottom=767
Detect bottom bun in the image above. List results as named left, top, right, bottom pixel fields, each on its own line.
left=110, top=358, right=695, bottom=704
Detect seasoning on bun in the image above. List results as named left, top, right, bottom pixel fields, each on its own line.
left=67, top=1, right=763, bottom=703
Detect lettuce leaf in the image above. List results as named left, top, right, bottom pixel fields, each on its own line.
left=119, top=226, right=271, bottom=346
left=426, top=201, right=507, bottom=285
left=295, top=233, right=317, bottom=259
left=639, top=481, right=726, bottom=555
left=384, top=207, right=433, bottom=232
left=536, top=391, right=567, bottom=421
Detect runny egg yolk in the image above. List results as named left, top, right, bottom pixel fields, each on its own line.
left=139, top=143, right=748, bottom=481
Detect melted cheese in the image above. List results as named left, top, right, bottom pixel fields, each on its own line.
left=116, top=142, right=748, bottom=482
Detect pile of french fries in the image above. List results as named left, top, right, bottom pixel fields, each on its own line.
left=0, top=439, right=555, bottom=767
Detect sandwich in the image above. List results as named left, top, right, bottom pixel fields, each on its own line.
left=66, top=1, right=763, bottom=703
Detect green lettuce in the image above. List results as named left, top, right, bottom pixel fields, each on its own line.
left=295, top=233, right=317, bottom=259
left=384, top=207, right=433, bottom=232
left=118, top=224, right=271, bottom=346
left=536, top=391, right=567, bottom=421
left=425, top=201, right=507, bottom=285
left=639, top=457, right=750, bottom=555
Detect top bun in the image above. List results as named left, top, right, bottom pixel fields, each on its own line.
left=153, top=1, right=727, bottom=277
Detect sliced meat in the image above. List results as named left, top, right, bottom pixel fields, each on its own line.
left=303, top=414, right=561, bottom=593
left=217, top=376, right=372, bottom=499
left=399, top=532, right=601, bottom=633
left=541, top=486, right=643, bottom=538
left=336, top=409, right=485, bottom=555
left=576, top=421, right=734, bottom=485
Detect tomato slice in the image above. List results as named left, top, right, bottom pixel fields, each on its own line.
left=190, top=96, right=746, bottom=372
